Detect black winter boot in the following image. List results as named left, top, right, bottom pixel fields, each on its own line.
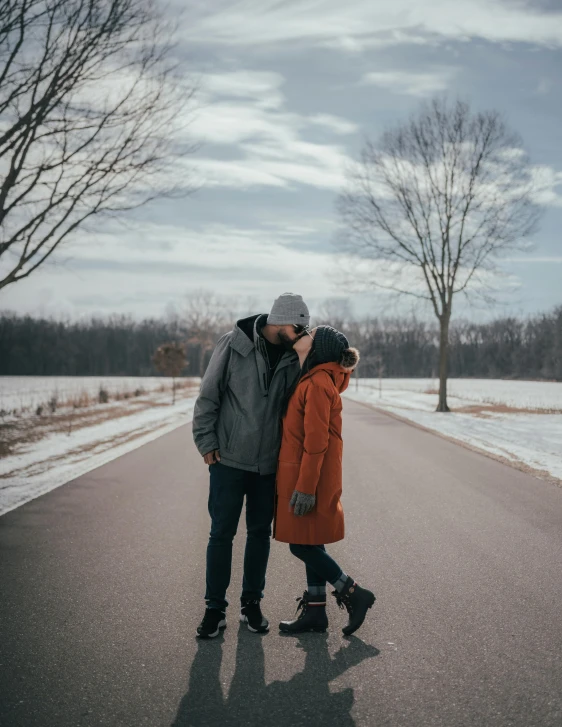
left=279, top=591, right=329, bottom=634
left=332, top=577, right=375, bottom=636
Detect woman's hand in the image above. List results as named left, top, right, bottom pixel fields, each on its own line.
left=290, top=490, right=316, bottom=516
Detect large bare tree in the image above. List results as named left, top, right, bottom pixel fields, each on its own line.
left=337, top=98, right=540, bottom=411
left=0, top=0, right=196, bottom=291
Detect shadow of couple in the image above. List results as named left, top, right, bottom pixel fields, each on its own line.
left=172, top=625, right=380, bottom=727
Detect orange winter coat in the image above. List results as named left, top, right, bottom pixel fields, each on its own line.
left=274, top=362, right=351, bottom=545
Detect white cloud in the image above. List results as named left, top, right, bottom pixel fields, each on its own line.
left=361, top=68, right=456, bottom=96
left=0, top=220, right=338, bottom=317
left=536, top=78, right=552, bottom=95
left=191, top=100, right=291, bottom=145
left=198, top=70, right=285, bottom=109
left=184, top=0, right=562, bottom=49
left=192, top=134, right=349, bottom=190
left=191, top=158, right=289, bottom=188
left=307, top=114, right=359, bottom=135
left=322, top=28, right=435, bottom=53
left=531, top=165, right=562, bottom=207
left=188, top=71, right=354, bottom=190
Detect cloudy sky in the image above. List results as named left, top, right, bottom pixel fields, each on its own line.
left=2, top=0, right=562, bottom=322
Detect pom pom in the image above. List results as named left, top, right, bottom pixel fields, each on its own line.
left=340, top=347, right=360, bottom=371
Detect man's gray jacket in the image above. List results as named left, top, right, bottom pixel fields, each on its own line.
left=192, top=314, right=300, bottom=475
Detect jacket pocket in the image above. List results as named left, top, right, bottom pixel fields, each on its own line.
left=226, top=415, right=243, bottom=453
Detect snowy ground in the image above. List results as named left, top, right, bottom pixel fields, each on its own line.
left=0, top=379, right=200, bottom=516
left=344, top=378, right=562, bottom=483
left=350, top=378, right=562, bottom=411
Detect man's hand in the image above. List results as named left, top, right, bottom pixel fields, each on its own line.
left=203, top=450, right=221, bottom=465
left=290, top=490, right=316, bottom=516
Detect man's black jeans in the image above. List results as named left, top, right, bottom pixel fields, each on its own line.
left=205, top=462, right=276, bottom=611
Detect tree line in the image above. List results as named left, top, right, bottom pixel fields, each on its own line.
left=347, top=308, right=562, bottom=380
left=1, top=305, right=560, bottom=381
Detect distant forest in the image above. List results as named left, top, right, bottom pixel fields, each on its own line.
left=0, top=306, right=561, bottom=380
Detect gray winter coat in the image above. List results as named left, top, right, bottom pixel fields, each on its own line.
left=192, top=315, right=300, bottom=475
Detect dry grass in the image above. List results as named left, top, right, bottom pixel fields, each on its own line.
left=454, top=403, right=562, bottom=416
left=422, top=388, right=561, bottom=414
left=0, top=378, right=196, bottom=418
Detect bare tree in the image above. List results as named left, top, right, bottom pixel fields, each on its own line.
left=183, top=290, right=233, bottom=376
left=152, top=341, right=186, bottom=404
left=337, top=98, right=540, bottom=411
left=315, top=297, right=354, bottom=330
left=0, top=0, right=196, bottom=291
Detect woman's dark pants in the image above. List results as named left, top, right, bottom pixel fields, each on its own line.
left=289, top=543, right=344, bottom=588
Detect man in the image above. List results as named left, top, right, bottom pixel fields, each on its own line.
left=192, top=292, right=310, bottom=638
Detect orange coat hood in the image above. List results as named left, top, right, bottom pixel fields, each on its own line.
left=299, top=361, right=352, bottom=394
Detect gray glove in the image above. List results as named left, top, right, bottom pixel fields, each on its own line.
left=290, top=490, right=316, bottom=516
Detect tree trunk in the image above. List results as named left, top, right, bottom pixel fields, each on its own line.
left=437, top=315, right=451, bottom=412
left=199, top=346, right=205, bottom=378
left=172, top=377, right=176, bottom=405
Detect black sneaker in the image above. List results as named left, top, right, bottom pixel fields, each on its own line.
left=196, top=608, right=227, bottom=639
left=240, top=599, right=269, bottom=633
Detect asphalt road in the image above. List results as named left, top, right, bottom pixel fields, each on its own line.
left=1, top=399, right=561, bottom=727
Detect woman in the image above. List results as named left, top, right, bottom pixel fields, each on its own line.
left=274, top=325, right=375, bottom=635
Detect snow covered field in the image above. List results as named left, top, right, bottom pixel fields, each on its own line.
left=0, top=378, right=200, bottom=516
left=0, top=375, right=184, bottom=414
left=344, top=378, right=562, bottom=482
left=351, top=378, right=562, bottom=411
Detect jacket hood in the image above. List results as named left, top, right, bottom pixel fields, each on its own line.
left=300, top=361, right=352, bottom=394
left=236, top=313, right=267, bottom=343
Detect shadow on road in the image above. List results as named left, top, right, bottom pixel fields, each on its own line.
left=172, top=625, right=380, bottom=727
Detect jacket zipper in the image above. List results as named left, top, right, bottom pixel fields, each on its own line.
left=256, top=340, right=288, bottom=470
left=254, top=328, right=295, bottom=471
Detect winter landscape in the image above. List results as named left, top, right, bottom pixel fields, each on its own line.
left=2, top=374, right=560, bottom=517
left=2, top=1, right=562, bottom=725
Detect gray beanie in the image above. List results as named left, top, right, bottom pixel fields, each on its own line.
left=267, top=292, right=310, bottom=326
left=314, top=325, right=349, bottom=366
